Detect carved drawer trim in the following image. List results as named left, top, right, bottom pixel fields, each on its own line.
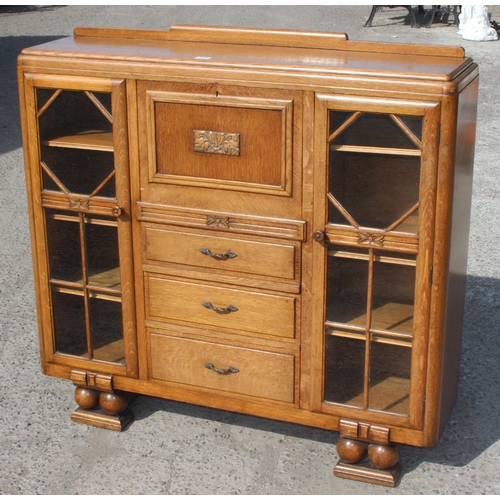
left=137, top=202, right=306, bottom=241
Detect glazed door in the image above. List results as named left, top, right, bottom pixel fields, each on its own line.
left=311, top=95, right=441, bottom=429
left=23, top=75, right=137, bottom=377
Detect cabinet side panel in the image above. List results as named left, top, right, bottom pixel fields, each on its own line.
left=438, top=77, right=478, bottom=438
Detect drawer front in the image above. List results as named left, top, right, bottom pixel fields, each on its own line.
left=147, top=275, right=296, bottom=339
left=145, top=226, right=297, bottom=280
left=141, top=88, right=294, bottom=197
left=150, top=333, right=295, bottom=403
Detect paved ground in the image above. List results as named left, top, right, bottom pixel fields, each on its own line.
left=1, top=5, right=500, bottom=495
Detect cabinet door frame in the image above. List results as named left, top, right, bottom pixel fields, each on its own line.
left=308, top=94, right=441, bottom=430
left=22, top=74, right=138, bottom=378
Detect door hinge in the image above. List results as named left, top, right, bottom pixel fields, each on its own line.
left=437, top=123, right=441, bottom=144
left=429, top=266, right=434, bottom=286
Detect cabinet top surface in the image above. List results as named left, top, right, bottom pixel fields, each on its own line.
left=19, top=25, right=474, bottom=84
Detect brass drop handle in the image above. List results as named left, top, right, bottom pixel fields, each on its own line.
left=112, top=205, right=123, bottom=217
left=202, top=302, right=238, bottom=314
left=204, top=362, right=239, bottom=375
left=200, top=248, right=237, bottom=260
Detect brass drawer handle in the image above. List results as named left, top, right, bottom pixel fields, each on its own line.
left=204, top=362, right=239, bottom=375
left=200, top=248, right=237, bottom=260
left=202, top=302, right=238, bottom=314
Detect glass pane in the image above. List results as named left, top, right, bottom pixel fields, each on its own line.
left=399, top=115, right=423, bottom=142
left=89, top=296, right=124, bottom=364
left=324, top=334, right=365, bottom=407
left=89, top=92, right=112, bottom=118
left=369, top=342, right=411, bottom=415
left=40, top=146, right=115, bottom=197
left=329, top=112, right=422, bottom=150
left=37, top=89, right=112, bottom=141
left=45, top=210, right=82, bottom=283
left=326, top=246, right=369, bottom=327
left=52, top=288, right=87, bottom=357
left=36, top=88, right=57, bottom=112
left=85, top=217, right=121, bottom=291
left=328, top=152, right=420, bottom=231
left=372, top=254, right=416, bottom=334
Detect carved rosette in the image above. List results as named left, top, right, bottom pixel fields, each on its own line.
left=193, top=130, right=240, bottom=156
left=206, top=215, right=231, bottom=228
left=358, top=233, right=385, bottom=247
left=69, top=199, right=90, bottom=211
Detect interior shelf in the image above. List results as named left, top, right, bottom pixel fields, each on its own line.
left=326, top=327, right=413, bottom=348
left=326, top=301, right=414, bottom=340
left=330, top=144, right=421, bottom=156
left=341, top=376, right=410, bottom=414
left=328, top=249, right=417, bottom=267
left=92, top=339, right=125, bottom=364
left=43, top=130, right=114, bottom=152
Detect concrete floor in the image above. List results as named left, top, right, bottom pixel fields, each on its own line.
left=1, top=5, right=500, bottom=494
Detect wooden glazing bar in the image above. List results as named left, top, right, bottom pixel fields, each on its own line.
left=327, top=192, right=358, bottom=228
left=51, top=285, right=122, bottom=302
left=86, top=284, right=122, bottom=296
left=50, top=267, right=121, bottom=293
left=78, top=212, right=93, bottom=360
left=385, top=202, right=420, bottom=233
left=37, top=88, right=62, bottom=118
left=328, top=249, right=416, bottom=267
left=46, top=212, right=117, bottom=227
left=325, top=322, right=366, bottom=333
left=327, top=323, right=413, bottom=340
left=40, top=161, right=69, bottom=194
left=330, top=145, right=422, bottom=156
left=89, top=169, right=116, bottom=198
left=390, top=114, right=422, bottom=150
left=327, top=111, right=362, bottom=143
left=371, top=337, right=412, bottom=348
left=42, top=193, right=120, bottom=219
left=84, top=91, right=113, bottom=123
left=364, top=248, right=374, bottom=411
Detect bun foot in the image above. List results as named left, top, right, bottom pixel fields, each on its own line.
left=74, top=387, right=99, bottom=410
left=336, top=437, right=368, bottom=464
left=368, top=443, right=400, bottom=470
left=334, top=438, right=401, bottom=487
left=99, top=392, right=129, bottom=416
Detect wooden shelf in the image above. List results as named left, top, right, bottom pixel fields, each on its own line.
left=343, top=376, right=410, bottom=415
left=43, top=130, right=114, bottom=152
left=51, top=267, right=122, bottom=299
left=326, top=301, right=414, bottom=339
left=329, top=249, right=416, bottom=267
left=87, top=268, right=121, bottom=290
left=327, top=327, right=412, bottom=348
left=330, top=144, right=421, bottom=156
left=93, top=339, right=125, bottom=364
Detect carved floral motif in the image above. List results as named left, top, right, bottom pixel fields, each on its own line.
left=206, top=215, right=231, bottom=228
left=193, top=130, right=240, bottom=156
left=358, top=233, right=385, bottom=247
left=69, top=199, right=90, bottom=211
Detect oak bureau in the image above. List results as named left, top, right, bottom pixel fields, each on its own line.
left=18, top=25, right=478, bottom=486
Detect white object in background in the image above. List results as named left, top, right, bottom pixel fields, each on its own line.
left=458, top=5, right=498, bottom=41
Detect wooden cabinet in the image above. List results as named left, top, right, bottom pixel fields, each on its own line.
left=18, top=25, right=478, bottom=486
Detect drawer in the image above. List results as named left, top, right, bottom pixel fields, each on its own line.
left=146, top=274, right=296, bottom=339
left=150, top=333, right=295, bottom=403
left=145, top=226, right=297, bottom=280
